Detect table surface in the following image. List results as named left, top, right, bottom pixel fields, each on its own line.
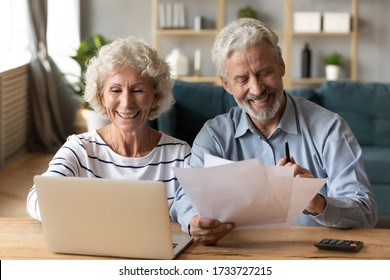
left=1, top=218, right=389, bottom=260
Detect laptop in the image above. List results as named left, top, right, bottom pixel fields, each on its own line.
left=34, top=176, right=193, bottom=259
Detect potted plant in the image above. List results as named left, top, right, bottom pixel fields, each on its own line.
left=70, top=33, right=113, bottom=131
left=237, top=6, right=258, bottom=19
left=324, top=52, right=342, bottom=81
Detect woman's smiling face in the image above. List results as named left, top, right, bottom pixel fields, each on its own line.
left=101, top=67, right=157, bottom=132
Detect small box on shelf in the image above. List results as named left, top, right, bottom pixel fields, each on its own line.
left=293, top=12, right=321, bottom=33
left=323, top=12, right=351, bottom=33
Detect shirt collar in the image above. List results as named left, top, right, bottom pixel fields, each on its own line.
left=235, top=109, right=255, bottom=138
left=234, top=92, right=299, bottom=138
left=278, top=93, right=299, bottom=135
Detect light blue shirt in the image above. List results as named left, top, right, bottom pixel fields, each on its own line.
left=170, top=93, right=378, bottom=231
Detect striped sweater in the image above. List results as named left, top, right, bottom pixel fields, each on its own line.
left=26, top=131, right=191, bottom=220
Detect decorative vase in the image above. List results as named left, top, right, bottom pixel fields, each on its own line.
left=165, top=48, right=189, bottom=78
left=325, top=65, right=340, bottom=81
left=301, top=43, right=311, bottom=78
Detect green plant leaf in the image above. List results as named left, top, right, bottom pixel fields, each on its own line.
left=324, top=52, right=342, bottom=65
left=68, top=34, right=113, bottom=109
left=237, top=6, right=258, bottom=19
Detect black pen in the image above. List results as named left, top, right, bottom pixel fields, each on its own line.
left=285, top=140, right=290, bottom=163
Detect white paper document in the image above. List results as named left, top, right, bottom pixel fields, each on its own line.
left=172, top=155, right=327, bottom=228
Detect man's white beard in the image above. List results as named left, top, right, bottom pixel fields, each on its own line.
left=242, top=89, right=283, bottom=121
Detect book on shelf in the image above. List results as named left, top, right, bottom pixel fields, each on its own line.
left=158, top=3, right=165, bottom=28
left=165, top=2, right=172, bottom=28
left=173, top=3, right=180, bottom=28
left=159, top=2, right=185, bottom=29
left=178, top=3, right=185, bottom=28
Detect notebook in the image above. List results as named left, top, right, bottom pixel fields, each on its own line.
left=34, top=176, right=193, bottom=259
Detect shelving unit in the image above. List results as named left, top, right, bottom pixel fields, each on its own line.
left=151, top=0, right=224, bottom=84
left=151, top=0, right=358, bottom=88
left=285, top=0, right=358, bottom=88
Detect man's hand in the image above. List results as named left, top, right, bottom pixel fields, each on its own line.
left=277, top=157, right=314, bottom=178
left=306, top=193, right=326, bottom=215
left=278, top=157, right=326, bottom=215
left=189, top=216, right=235, bottom=246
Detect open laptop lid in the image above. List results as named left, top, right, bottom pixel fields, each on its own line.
left=34, top=176, right=192, bottom=259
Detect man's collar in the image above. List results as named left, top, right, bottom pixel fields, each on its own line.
left=278, top=92, right=299, bottom=135
left=235, top=109, right=251, bottom=138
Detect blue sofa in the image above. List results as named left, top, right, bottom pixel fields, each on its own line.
left=151, top=80, right=390, bottom=228
left=302, top=81, right=390, bottom=228
left=153, top=80, right=237, bottom=145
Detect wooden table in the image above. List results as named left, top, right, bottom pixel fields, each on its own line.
left=1, top=218, right=389, bottom=260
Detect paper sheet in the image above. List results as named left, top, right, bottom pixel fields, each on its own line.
left=172, top=155, right=326, bottom=228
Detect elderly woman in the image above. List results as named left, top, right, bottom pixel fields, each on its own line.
left=27, top=37, right=191, bottom=220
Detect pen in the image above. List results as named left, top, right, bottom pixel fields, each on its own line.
left=285, top=140, right=290, bottom=163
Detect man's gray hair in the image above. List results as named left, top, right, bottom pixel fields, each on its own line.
left=211, top=18, right=282, bottom=79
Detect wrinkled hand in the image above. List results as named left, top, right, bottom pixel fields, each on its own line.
left=277, top=157, right=326, bottom=214
left=306, top=193, right=326, bottom=215
left=277, top=157, right=314, bottom=178
left=188, top=216, right=235, bottom=246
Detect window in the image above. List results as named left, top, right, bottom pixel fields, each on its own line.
left=0, top=0, right=79, bottom=76
left=47, top=0, right=80, bottom=79
left=0, top=0, right=30, bottom=71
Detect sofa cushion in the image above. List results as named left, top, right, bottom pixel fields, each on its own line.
left=158, top=80, right=237, bottom=145
left=286, top=88, right=321, bottom=104
left=361, top=146, right=390, bottom=184
left=371, top=183, right=390, bottom=216
left=319, top=81, right=390, bottom=147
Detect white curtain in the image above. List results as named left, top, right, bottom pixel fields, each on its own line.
left=27, top=0, right=80, bottom=151
left=47, top=0, right=80, bottom=82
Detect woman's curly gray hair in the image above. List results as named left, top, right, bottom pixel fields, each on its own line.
left=211, top=18, right=282, bottom=80
left=83, top=37, right=174, bottom=120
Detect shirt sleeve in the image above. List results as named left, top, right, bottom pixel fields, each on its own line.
left=26, top=185, right=41, bottom=220
left=169, top=123, right=221, bottom=231
left=303, top=117, right=378, bottom=228
left=169, top=185, right=198, bottom=232
left=25, top=136, right=83, bottom=220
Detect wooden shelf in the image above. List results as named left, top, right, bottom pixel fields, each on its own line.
left=156, top=29, right=218, bottom=36
left=175, top=76, right=219, bottom=83
left=152, top=0, right=358, bottom=87
left=152, top=0, right=224, bottom=83
left=285, top=0, right=358, bottom=87
left=292, top=32, right=354, bottom=36
left=292, top=78, right=327, bottom=85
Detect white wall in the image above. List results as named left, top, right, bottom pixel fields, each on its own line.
left=80, top=0, right=152, bottom=42
left=358, top=0, right=390, bottom=83
left=80, top=0, right=390, bottom=83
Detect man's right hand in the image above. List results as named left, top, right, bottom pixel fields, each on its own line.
left=188, top=216, right=235, bottom=246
